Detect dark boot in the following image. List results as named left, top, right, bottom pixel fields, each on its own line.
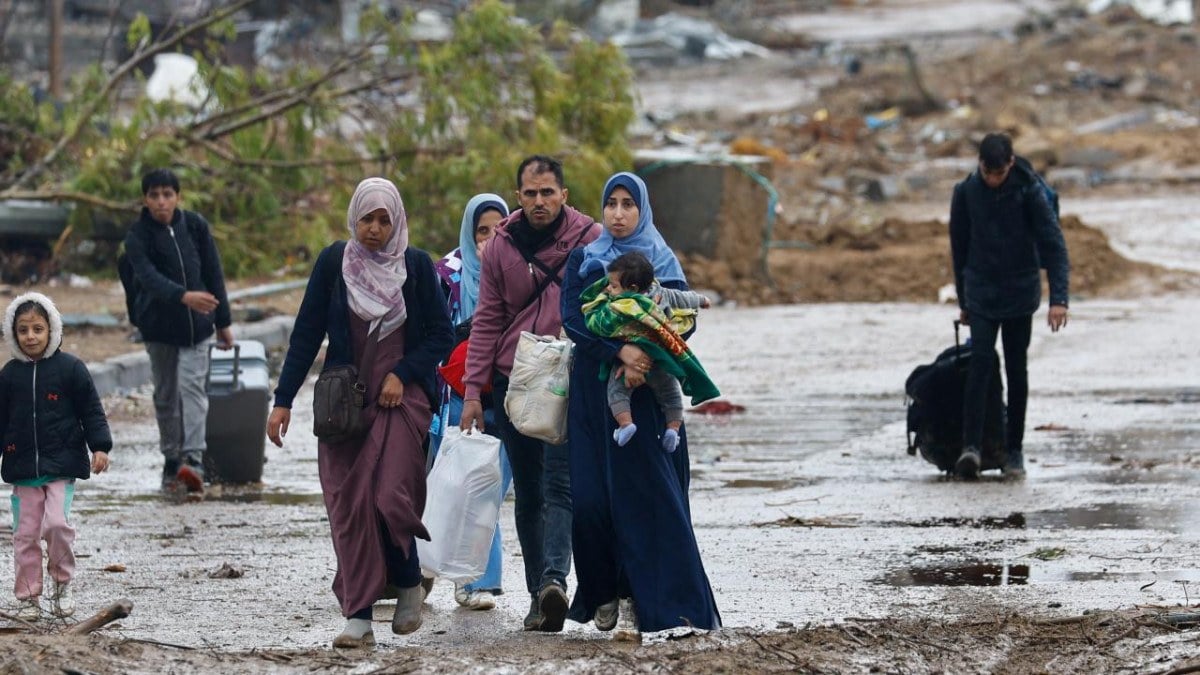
left=523, top=596, right=543, bottom=631
left=1003, top=448, right=1026, bottom=480
left=955, top=447, right=981, bottom=480
left=536, top=581, right=568, bottom=633
left=391, top=584, right=423, bottom=635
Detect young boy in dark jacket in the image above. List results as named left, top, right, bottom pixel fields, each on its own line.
left=122, top=168, right=234, bottom=493
left=949, top=133, right=1070, bottom=480
left=0, top=292, right=112, bottom=621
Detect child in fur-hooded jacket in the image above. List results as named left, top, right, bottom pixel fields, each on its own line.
left=0, top=292, right=112, bottom=620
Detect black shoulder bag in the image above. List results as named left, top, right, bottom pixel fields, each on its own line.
left=312, top=322, right=382, bottom=444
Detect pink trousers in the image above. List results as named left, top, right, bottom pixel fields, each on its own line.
left=10, top=480, right=75, bottom=600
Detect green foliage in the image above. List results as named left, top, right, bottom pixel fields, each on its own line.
left=126, top=13, right=152, bottom=52
left=390, top=0, right=634, bottom=251
left=0, top=0, right=634, bottom=277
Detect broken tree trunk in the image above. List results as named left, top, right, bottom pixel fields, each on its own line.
left=68, top=599, right=133, bottom=635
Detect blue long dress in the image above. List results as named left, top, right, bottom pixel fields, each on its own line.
left=560, top=247, right=721, bottom=632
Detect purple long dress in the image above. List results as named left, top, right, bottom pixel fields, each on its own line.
left=320, top=315, right=432, bottom=617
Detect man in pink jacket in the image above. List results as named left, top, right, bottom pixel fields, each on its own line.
left=460, top=156, right=601, bottom=632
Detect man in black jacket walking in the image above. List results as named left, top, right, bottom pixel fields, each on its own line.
left=123, top=169, right=234, bottom=493
left=950, top=133, right=1070, bottom=480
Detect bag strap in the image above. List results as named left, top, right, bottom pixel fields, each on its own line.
left=354, top=323, right=383, bottom=393
left=516, top=224, right=596, bottom=315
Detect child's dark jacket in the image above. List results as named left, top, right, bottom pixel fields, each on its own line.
left=0, top=293, right=112, bottom=483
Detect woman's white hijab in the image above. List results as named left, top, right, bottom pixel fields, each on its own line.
left=342, top=177, right=408, bottom=339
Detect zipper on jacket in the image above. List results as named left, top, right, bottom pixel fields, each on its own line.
left=31, top=361, right=39, bottom=476
left=168, top=225, right=196, bottom=346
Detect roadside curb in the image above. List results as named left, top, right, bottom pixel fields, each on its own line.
left=87, top=315, right=294, bottom=397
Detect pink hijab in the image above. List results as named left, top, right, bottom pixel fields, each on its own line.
left=342, top=177, right=408, bottom=339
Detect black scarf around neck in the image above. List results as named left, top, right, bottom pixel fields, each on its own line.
left=509, top=208, right=565, bottom=259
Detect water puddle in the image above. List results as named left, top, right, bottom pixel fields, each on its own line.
left=902, top=513, right=1028, bottom=529
left=880, top=563, right=1030, bottom=587
left=1111, top=388, right=1200, bottom=405
left=1025, top=503, right=1200, bottom=534
left=883, top=504, right=1198, bottom=533
left=723, top=478, right=801, bottom=490
left=880, top=563, right=1200, bottom=587
left=74, top=486, right=325, bottom=514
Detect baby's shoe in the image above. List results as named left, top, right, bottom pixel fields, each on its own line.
left=661, top=428, right=679, bottom=453
left=14, top=597, right=42, bottom=622
left=50, top=582, right=74, bottom=617
left=613, top=424, right=637, bottom=447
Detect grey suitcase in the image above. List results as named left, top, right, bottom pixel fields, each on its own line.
left=204, top=340, right=271, bottom=483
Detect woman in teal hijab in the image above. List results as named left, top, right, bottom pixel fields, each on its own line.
left=429, top=193, right=513, bottom=610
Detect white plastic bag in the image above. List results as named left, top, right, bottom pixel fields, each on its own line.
left=416, top=427, right=503, bottom=583
left=504, top=331, right=573, bottom=445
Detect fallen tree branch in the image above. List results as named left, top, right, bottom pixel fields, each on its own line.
left=0, top=609, right=41, bottom=632
left=68, top=598, right=133, bottom=635
left=10, top=0, right=255, bottom=190
left=0, top=189, right=138, bottom=212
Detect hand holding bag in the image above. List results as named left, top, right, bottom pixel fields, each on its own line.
left=504, top=331, right=573, bottom=445
left=417, top=427, right=504, bottom=582
left=312, top=324, right=381, bottom=444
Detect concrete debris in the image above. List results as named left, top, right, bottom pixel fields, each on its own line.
left=610, top=12, right=771, bottom=62
left=1087, top=0, right=1194, bottom=24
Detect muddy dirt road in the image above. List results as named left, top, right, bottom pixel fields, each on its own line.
left=2, top=279, right=1197, bottom=672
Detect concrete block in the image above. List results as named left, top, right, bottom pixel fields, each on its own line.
left=89, top=315, right=295, bottom=397
left=634, top=151, right=773, bottom=281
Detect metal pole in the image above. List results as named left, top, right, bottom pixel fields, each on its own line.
left=48, top=0, right=64, bottom=98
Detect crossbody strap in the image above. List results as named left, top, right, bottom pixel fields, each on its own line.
left=353, top=323, right=383, bottom=394
left=516, top=225, right=596, bottom=315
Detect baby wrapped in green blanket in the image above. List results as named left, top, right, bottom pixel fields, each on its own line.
left=580, top=252, right=720, bottom=452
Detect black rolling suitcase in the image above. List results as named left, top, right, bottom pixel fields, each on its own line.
left=204, top=341, right=271, bottom=483
left=905, top=321, right=1006, bottom=474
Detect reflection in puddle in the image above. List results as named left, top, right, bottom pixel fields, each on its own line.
left=723, top=478, right=800, bottom=490
left=904, top=513, right=1027, bottom=529
left=1113, top=390, right=1200, bottom=405
left=1026, top=503, right=1200, bottom=534
left=880, top=563, right=1029, bottom=587
left=77, top=486, right=325, bottom=510
left=889, top=504, right=1198, bottom=534
left=880, top=563, right=1200, bottom=587
left=205, top=484, right=325, bottom=505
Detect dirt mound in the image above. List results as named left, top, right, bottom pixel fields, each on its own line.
left=683, top=215, right=1180, bottom=305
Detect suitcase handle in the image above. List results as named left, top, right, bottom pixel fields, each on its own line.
left=206, top=342, right=242, bottom=391
left=953, top=319, right=961, bottom=350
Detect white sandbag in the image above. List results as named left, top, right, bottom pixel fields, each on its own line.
left=416, top=427, right=503, bottom=583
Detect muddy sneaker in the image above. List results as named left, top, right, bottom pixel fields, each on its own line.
left=50, top=582, right=74, bottom=618
left=13, top=597, right=42, bottom=622
left=332, top=618, right=375, bottom=648
left=536, top=581, right=568, bottom=633
left=454, top=584, right=497, bottom=610
left=1003, top=450, right=1027, bottom=480
left=955, top=447, right=981, bottom=480
left=523, top=596, right=543, bottom=631
left=176, top=464, right=205, bottom=494
left=594, top=598, right=619, bottom=631
left=613, top=598, right=641, bottom=643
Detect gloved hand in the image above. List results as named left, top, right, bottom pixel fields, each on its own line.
left=661, top=428, right=679, bottom=453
